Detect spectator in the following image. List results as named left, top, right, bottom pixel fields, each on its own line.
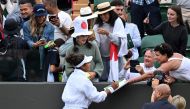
left=151, top=77, right=186, bottom=109
left=0, top=0, right=17, bottom=15
left=171, top=95, right=186, bottom=109
left=46, top=38, right=65, bottom=82
left=93, top=2, right=128, bottom=82
left=43, top=0, right=72, bottom=41
left=23, top=4, right=54, bottom=81
left=127, top=43, right=190, bottom=84
left=62, top=53, right=118, bottom=109
left=144, top=5, right=188, bottom=56
left=0, top=6, right=5, bottom=40
left=6, top=0, right=35, bottom=37
left=176, top=0, right=190, bottom=33
left=0, top=5, right=5, bottom=26
left=122, top=49, right=156, bottom=79
left=64, top=17, right=103, bottom=82
left=142, top=84, right=176, bottom=109
left=111, top=0, right=141, bottom=60
left=59, top=6, right=98, bottom=57
left=59, top=6, right=98, bottom=82
left=125, top=0, right=161, bottom=38
left=0, top=18, right=28, bottom=81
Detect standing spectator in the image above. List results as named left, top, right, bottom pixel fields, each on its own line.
left=111, top=0, right=141, bottom=60
left=46, top=38, right=65, bottom=82
left=0, top=4, right=5, bottom=26
left=0, top=18, right=28, bottom=81
left=93, top=2, right=128, bottom=82
left=144, top=5, right=188, bottom=56
left=142, top=84, right=176, bottom=109
left=65, top=17, right=103, bottom=82
left=62, top=53, right=118, bottom=109
left=0, top=5, right=5, bottom=39
left=58, top=6, right=97, bottom=81
left=125, top=0, right=161, bottom=38
left=176, top=0, right=190, bottom=33
left=23, top=4, right=54, bottom=81
left=6, top=0, right=35, bottom=36
left=59, top=6, right=98, bottom=58
left=43, top=0, right=72, bottom=41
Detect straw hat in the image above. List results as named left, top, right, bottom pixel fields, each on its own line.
left=71, top=17, right=92, bottom=38
left=95, top=2, right=115, bottom=15
left=79, top=6, right=97, bottom=19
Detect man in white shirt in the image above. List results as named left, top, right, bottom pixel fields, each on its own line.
left=123, top=49, right=156, bottom=79
left=43, top=0, right=72, bottom=41
left=111, top=0, right=141, bottom=60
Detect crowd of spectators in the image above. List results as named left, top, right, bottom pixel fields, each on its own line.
left=0, top=0, right=189, bottom=108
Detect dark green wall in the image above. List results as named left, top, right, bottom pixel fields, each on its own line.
left=0, top=82, right=189, bottom=109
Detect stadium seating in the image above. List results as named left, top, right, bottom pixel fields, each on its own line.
left=140, top=34, right=165, bottom=56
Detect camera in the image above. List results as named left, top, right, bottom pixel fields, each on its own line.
left=147, top=70, right=165, bottom=86
left=0, top=0, right=7, bottom=4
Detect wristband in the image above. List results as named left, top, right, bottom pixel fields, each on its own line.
left=107, top=87, right=114, bottom=93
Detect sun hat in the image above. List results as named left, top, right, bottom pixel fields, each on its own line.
left=4, top=18, right=20, bottom=35
left=79, top=6, right=97, bottom=19
left=95, top=2, right=115, bottom=15
left=76, top=55, right=93, bottom=68
left=33, top=4, right=47, bottom=17
left=71, top=17, right=92, bottom=38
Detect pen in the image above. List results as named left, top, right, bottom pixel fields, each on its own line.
left=147, top=12, right=150, bottom=19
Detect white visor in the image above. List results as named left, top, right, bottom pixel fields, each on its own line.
left=76, top=55, right=93, bottom=68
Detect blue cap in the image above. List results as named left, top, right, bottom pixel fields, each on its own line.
left=33, top=4, right=47, bottom=17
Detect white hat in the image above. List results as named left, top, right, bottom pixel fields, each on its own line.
left=76, top=55, right=93, bottom=68
left=79, top=6, right=97, bottom=19
left=95, top=2, right=115, bottom=15
left=71, top=17, right=93, bottom=38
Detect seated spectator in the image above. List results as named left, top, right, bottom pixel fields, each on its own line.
left=142, top=84, right=176, bottom=109
left=64, top=17, right=103, bottom=82
left=120, top=49, right=156, bottom=80
left=144, top=5, right=188, bottom=56
left=127, top=43, right=190, bottom=84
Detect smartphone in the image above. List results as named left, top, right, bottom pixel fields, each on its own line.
left=48, top=15, right=57, bottom=21
left=130, top=60, right=140, bottom=73
left=69, top=27, right=74, bottom=35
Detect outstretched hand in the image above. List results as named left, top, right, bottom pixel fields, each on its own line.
left=111, top=81, right=119, bottom=90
